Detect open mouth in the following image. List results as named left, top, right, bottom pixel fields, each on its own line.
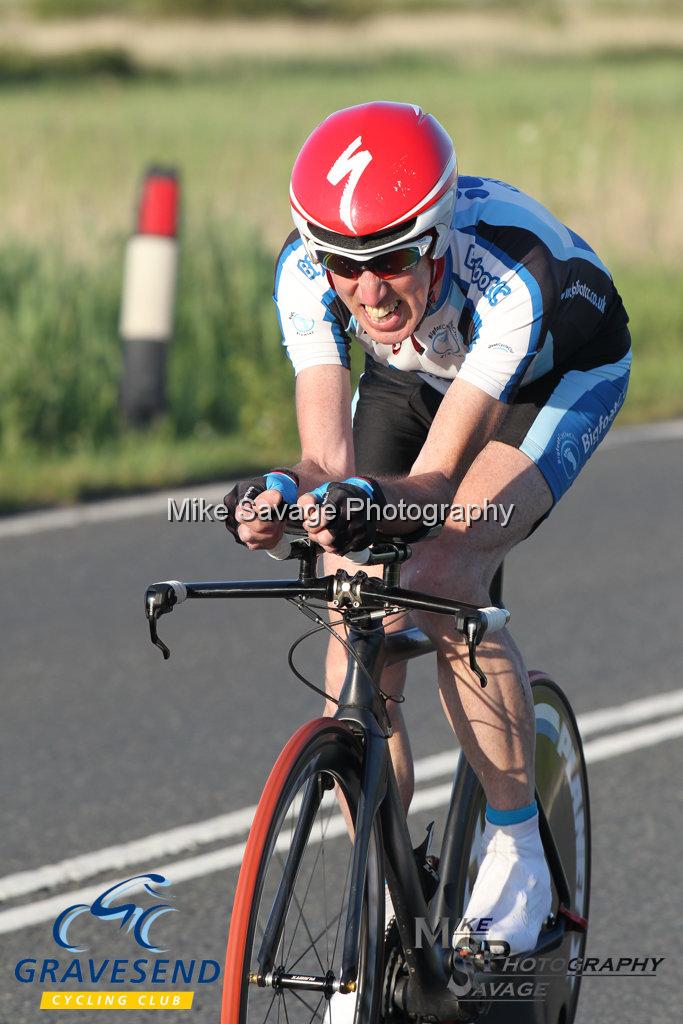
left=362, top=299, right=401, bottom=325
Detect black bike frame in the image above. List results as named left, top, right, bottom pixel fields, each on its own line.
left=255, top=618, right=576, bottom=1020
left=145, top=550, right=578, bottom=1019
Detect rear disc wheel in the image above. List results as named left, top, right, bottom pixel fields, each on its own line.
left=445, top=675, right=591, bottom=1023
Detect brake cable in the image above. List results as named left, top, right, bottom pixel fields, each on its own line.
left=286, top=598, right=405, bottom=707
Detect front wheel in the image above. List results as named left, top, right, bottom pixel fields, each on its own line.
left=222, top=718, right=385, bottom=1024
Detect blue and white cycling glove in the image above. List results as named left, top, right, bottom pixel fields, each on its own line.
left=224, top=469, right=299, bottom=543
left=309, top=476, right=387, bottom=554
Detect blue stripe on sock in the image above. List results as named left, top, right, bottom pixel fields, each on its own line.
left=486, top=800, right=537, bottom=825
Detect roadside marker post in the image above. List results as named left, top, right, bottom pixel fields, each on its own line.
left=119, top=166, right=180, bottom=425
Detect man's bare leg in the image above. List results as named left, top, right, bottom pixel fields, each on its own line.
left=403, top=442, right=554, bottom=954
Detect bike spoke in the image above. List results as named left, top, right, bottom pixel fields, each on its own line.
left=283, top=874, right=326, bottom=974
left=287, top=987, right=319, bottom=1017
left=308, top=994, right=325, bottom=1023
left=320, top=787, right=330, bottom=968
left=261, top=990, right=278, bottom=1023
left=288, top=909, right=342, bottom=972
left=330, top=829, right=354, bottom=968
left=282, top=787, right=339, bottom=968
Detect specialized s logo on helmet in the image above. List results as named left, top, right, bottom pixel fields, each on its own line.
left=327, top=137, right=373, bottom=233
left=290, top=102, right=458, bottom=258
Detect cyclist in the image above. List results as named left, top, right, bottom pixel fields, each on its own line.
left=224, top=102, right=630, bottom=963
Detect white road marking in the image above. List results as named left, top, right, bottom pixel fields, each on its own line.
left=0, top=485, right=228, bottom=540
left=0, top=701, right=682, bottom=935
left=581, top=714, right=683, bottom=763
left=575, top=687, right=683, bottom=734
left=1, top=419, right=681, bottom=540
left=2, top=712, right=682, bottom=937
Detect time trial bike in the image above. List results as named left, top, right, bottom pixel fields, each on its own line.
left=145, top=526, right=590, bottom=1024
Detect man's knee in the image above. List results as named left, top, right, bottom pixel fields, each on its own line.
left=404, top=531, right=501, bottom=609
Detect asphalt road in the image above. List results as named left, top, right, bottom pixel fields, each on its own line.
left=1, top=432, right=682, bottom=1023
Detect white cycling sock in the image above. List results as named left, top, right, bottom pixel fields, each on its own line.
left=454, top=811, right=552, bottom=956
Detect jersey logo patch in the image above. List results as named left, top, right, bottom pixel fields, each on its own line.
left=556, top=432, right=581, bottom=480
left=327, top=136, right=373, bottom=233
left=289, top=312, right=315, bottom=335
left=464, top=244, right=512, bottom=306
left=428, top=323, right=461, bottom=357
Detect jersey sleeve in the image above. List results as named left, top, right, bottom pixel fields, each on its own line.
left=456, top=227, right=559, bottom=402
left=273, top=233, right=351, bottom=374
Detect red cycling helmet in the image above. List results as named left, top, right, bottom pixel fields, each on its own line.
left=290, top=101, right=457, bottom=261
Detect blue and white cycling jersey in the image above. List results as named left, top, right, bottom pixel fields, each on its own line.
left=274, top=176, right=629, bottom=404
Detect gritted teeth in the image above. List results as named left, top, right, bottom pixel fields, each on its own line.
left=364, top=300, right=400, bottom=321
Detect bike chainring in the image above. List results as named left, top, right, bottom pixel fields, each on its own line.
left=381, top=918, right=412, bottom=1023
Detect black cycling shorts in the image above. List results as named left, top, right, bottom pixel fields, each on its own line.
left=352, top=328, right=631, bottom=507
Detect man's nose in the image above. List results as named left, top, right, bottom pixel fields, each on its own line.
left=356, top=270, right=388, bottom=307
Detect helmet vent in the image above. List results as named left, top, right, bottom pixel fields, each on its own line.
left=307, top=218, right=418, bottom=252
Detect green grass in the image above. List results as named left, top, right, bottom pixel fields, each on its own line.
left=0, top=430, right=300, bottom=514
left=0, top=51, right=681, bottom=512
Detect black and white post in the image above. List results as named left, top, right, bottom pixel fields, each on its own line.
left=119, top=167, right=180, bottom=425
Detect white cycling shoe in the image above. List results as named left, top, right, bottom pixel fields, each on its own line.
left=454, top=812, right=552, bottom=957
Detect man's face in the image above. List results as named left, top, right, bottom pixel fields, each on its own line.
left=329, top=255, right=432, bottom=345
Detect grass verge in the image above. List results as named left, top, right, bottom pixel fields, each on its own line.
left=0, top=50, right=680, bottom=512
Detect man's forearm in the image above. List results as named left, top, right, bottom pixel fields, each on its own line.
left=377, top=472, right=454, bottom=535
left=290, top=456, right=355, bottom=496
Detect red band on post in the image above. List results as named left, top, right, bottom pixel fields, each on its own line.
left=137, top=170, right=179, bottom=237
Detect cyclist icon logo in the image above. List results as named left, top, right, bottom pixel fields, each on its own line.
left=53, top=873, right=176, bottom=953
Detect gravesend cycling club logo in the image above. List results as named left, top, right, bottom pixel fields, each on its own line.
left=13, top=872, right=221, bottom=1012
left=53, top=874, right=175, bottom=953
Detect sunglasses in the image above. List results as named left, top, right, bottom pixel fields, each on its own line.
left=315, top=235, right=432, bottom=280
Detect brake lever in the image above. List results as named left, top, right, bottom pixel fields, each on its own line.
left=145, top=582, right=187, bottom=661
left=148, top=616, right=171, bottom=660
left=465, top=619, right=488, bottom=688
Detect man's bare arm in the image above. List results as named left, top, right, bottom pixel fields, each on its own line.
left=292, top=364, right=355, bottom=490
left=235, top=364, right=354, bottom=547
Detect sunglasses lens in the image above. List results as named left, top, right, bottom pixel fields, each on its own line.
left=371, top=246, right=422, bottom=279
left=317, top=244, right=424, bottom=280
left=318, top=252, right=361, bottom=278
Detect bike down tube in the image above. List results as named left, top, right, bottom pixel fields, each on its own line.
left=332, top=624, right=390, bottom=988
left=380, top=766, right=470, bottom=1021
left=322, top=619, right=477, bottom=1014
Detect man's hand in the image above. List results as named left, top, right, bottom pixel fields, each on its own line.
left=298, top=477, right=386, bottom=555
left=224, top=470, right=298, bottom=550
